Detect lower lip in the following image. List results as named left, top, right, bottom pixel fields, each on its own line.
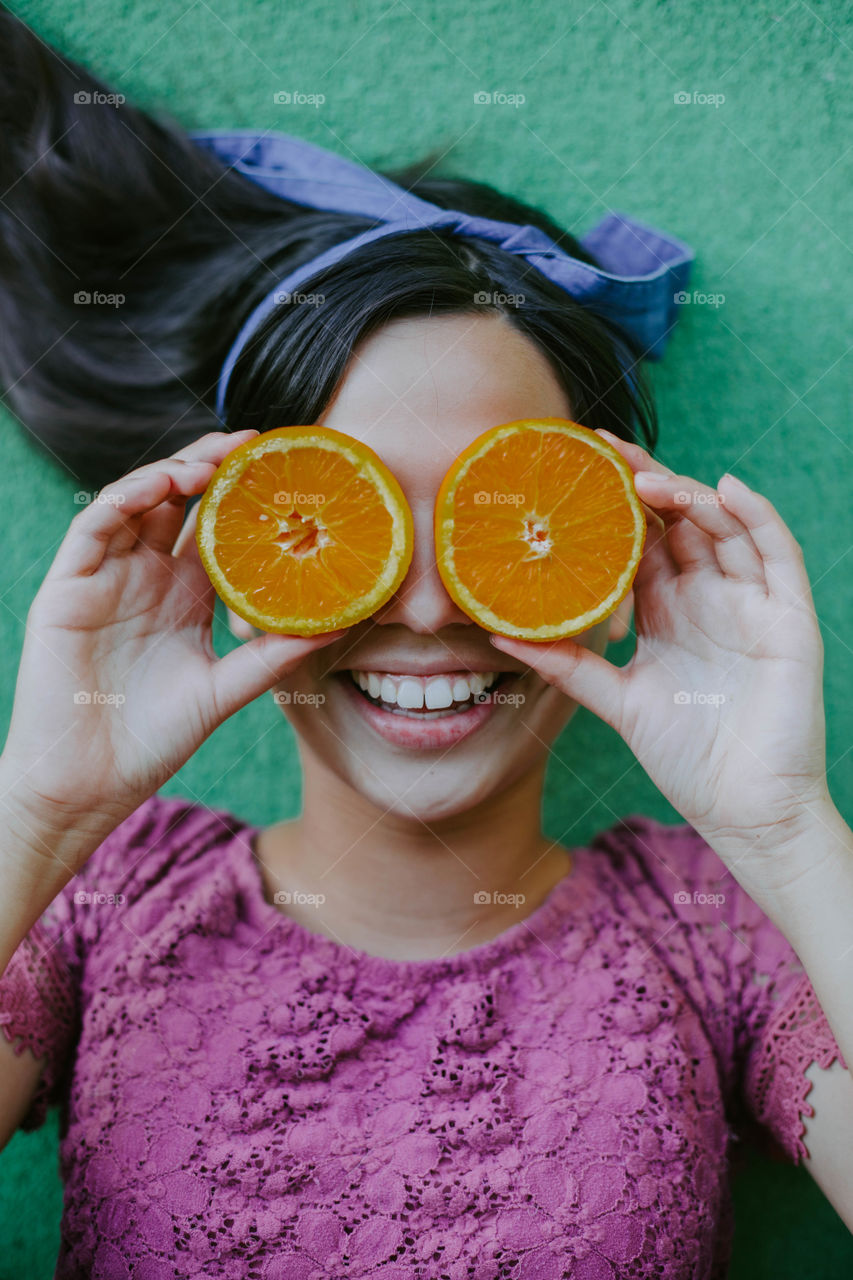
left=336, top=673, right=520, bottom=750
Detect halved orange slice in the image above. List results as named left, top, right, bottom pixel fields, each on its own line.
left=434, top=418, right=645, bottom=640
left=196, top=426, right=414, bottom=635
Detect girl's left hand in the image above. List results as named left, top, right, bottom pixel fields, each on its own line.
left=490, top=429, right=835, bottom=902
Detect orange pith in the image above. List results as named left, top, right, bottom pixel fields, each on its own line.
left=196, top=426, right=414, bottom=635
left=434, top=418, right=646, bottom=641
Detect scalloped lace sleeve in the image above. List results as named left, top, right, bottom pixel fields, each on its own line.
left=0, top=791, right=185, bottom=1131
left=0, top=913, right=79, bottom=1131
left=615, top=815, right=848, bottom=1166
left=743, top=969, right=848, bottom=1163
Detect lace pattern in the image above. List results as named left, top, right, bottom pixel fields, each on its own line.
left=0, top=798, right=844, bottom=1278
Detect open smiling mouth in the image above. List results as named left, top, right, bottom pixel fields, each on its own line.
left=338, top=669, right=521, bottom=719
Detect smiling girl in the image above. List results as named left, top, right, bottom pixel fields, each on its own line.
left=1, top=12, right=852, bottom=1279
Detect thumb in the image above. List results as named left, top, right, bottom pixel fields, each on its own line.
left=207, top=628, right=347, bottom=724
left=490, top=633, right=627, bottom=734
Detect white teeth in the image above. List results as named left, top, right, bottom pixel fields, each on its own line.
left=350, top=669, right=502, bottom=713
left=424, top=677, right=454, bottom=709
left=397, top=679, right=425, bottom=710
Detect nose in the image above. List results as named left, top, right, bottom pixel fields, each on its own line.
left=372, top=504, right=473, bottom=633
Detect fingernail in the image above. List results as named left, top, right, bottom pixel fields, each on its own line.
left=634, top=470, right=667, bottom=483
left=721, top=472, right=749, bottom=490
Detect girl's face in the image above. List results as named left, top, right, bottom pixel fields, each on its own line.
left=228, top=312, right=633, bottom=821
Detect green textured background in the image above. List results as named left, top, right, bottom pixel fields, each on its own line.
left=1, top=0, right=851, bottom=1274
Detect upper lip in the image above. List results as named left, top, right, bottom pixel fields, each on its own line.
left=333, top=660, right=525, bottom=677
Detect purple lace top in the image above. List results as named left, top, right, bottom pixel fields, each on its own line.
left=0, top=794, right=846, bottom=1279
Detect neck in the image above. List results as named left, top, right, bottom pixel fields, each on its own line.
left=254, top=747, right=572, bottom=960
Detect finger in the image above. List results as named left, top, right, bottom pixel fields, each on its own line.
left=594, top=428, right=677, bottom=479
left=716, top=474, right=813, bottom=605
left=596, top=429, right=749, bottom=576
left=226, top=606, right=257, bottom=641
left=47, top=460, right=216, bottom=580
left=171, top=499, right=217, bottom=582
left=105, top=460, right=217, bottom=557
left=593, top=430, right=679, bottom=583
left=641, top=487, right=721, bottom=577
left=633, top=471, right=766, bottom=583
left=171, top=498, right=201, bottom=560
left=138, top=430, right=260, bottom=555
left=659, top=514, right=719, bottom=575
left=632, top=498, right=679, bottom=589
left=171, top=428, right=260, bottom=465
left=489, top=632, right=626, bottom=734
left=207, top=628, right=349, bottom=724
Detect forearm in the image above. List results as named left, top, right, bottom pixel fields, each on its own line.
left=0, top=814, right=75, bottom=975
left=753, top=804, right=853, bottom=1082
left=0, top=760, right=113, bottom=974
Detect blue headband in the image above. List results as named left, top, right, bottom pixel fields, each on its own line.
left=189, top=129, right=695, bottom=423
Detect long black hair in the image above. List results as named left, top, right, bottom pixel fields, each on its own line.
left=0, top=7, right=658, bottom=493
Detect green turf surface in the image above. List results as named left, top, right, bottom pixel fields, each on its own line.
left=1, top=0, right=851, bottom=1273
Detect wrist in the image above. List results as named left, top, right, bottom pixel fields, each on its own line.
left=737, top=802, right=853, bottom=946
left=0, top=755, right=117, bottom=876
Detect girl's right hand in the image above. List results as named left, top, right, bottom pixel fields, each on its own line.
left=1, top=430, right=347, bottom=859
